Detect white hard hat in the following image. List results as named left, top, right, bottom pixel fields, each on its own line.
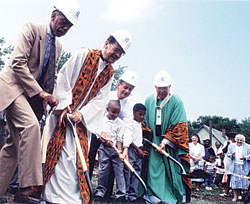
left=54, top=0, right=81, bottom=26
left=111, top=30, right=132, bottom=53
left=153, top=71, right=172, bottom=87
left=120, top=71, right=137, bottom=87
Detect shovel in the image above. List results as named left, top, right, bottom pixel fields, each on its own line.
left=112, top=145, right=165, bottom=204
left=66, top=114, right=93, bottom=204
left=41, top=106, right=51, bottom=171
left=143, top=138, right=187, bottom=176
left=143, top=139, right=212, bottom=180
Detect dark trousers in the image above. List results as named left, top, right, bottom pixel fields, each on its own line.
left=224, top=175, right=231, bottom=194
left=214, top=173, right=223, bottom=186
left=205, top=173, right=214, bottom=187
left=95, top=145, right=126, bottom=199
left=89, top=134, right=101, bottom=179
left=124, top=146, right=142, bottom=201
left=89, top=134, right=114, bottom=198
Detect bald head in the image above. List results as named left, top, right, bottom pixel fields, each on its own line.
left=107, top=100, right=120, bottom=109
left=106, top=100, right=121, bottom=120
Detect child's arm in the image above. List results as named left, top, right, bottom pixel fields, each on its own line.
left=100, top=131, right=113, bottom=146
left=203, top=162, right=207, bottom=172
left=116, top=141, right=124, bottom=161
left=214, top=166, right=216, bottom=178
left=131, top=142, right=148, bottom=158
left=123, top=147, right=129, bottom=161
left=117, top=141, right=123, bottom=151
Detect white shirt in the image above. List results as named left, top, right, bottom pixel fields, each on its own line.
left=189, top=142, right=205, bottom=159
left=55, top=48, right=113, bottom=136
left=222, top=140, right=233, bottom=171
left=214, top=147, right=223, bottom=156
left=101, top=115, right=124, bottom=146
left=43, top=48, right=113, bottom=204
left=215, top=158, right=224, bottom=174
left=235, top=145, right=244, bottom=164
left=123, top=119, right=143, bottom=148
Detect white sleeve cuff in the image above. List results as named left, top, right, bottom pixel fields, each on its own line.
left=162, top=138, right=168, bottom=144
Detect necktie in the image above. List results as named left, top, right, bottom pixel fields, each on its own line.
left=45, top=37, right=55, bottom=94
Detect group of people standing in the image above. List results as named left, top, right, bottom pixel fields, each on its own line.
left=189, top=133, right=250, bottom=202
left=0, top=0, right=192, bottom=204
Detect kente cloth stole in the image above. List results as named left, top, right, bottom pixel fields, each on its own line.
left=43, top=49, right=114, bottom=203
left=162, top=121, right=191, bottom=190
left=141, top=120, right=153, bottom=183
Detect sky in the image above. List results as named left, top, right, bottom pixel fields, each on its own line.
left=1, top=0, right=250, bottom=122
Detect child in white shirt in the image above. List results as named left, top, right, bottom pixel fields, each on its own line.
left=95, top=100, right=126, bottom=202
left=123, top=103, right=148, bottom=201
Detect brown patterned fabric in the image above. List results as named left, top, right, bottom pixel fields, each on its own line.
left=43, top=49, right=114, bottom=203
left=140, top=120, right=153, bottom=185
left=162, top=121, right=191, bottom=190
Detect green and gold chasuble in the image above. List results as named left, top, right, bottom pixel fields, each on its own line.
left=143, top=94, right=191, bottom=204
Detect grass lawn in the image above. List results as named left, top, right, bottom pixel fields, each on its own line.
left=2, top=169, right=245, bottom=204
left=189, top=184, right=242, bottom=204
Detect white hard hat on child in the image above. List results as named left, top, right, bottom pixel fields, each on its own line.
left=54, top=0, right=81, bottom=26
left=111, top=30, right=132, bottom=53
left=120, top=71, right=137, bottom=87
left=153, top=71, right=172, bottom=87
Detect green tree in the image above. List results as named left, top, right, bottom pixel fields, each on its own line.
left=57, top=50, right=72, bottom=72
left=187, top=120, right=201, bottom=137
left=111, top=65, right=127, bottom=91
left=196, top=115, right=240, bottom=135
left=239, top=117, right=250, bottom=142
left=188, top=115, right=246, bottom=137
left=0, top=37, right=14, bottom=70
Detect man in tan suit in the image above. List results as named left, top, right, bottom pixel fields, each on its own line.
left=0, top=0, right=81, bottom=203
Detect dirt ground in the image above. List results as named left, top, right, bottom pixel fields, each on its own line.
left=2, top=185, right=244, bottom=204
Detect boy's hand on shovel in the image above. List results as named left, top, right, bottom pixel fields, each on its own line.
left=100, top=132, right=113, bottom=147
left=116, top=150, right=125, bottom=161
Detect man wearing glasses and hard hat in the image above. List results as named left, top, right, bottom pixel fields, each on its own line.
left=42, top=30, right=132, bottom=204
left=143, top=71, right=191, bottom=204
left=0, top=0, right=81, bottom=203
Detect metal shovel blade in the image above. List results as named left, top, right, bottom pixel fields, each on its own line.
left=143, top=194, right=168, bottom=204
left=112, top=145, right=163, bottom=204
left=133, top=171, right=163, bottom=204
left=84, top=171, right=93, bottom=204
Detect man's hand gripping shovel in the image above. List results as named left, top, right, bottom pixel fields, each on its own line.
left=65, top=114, right=93, bottom=204
left=143, top=138, right=187, bottom=176
left=143, top=138, right=212, bottom=180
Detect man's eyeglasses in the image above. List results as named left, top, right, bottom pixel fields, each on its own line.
left=110, top=44, right=125, bottom=57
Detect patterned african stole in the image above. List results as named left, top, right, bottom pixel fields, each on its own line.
left=162, top=121, right=191, bottom=190
left=43, top=49, right=114, bottom=203
left=141, top=120, right=153, bottom=184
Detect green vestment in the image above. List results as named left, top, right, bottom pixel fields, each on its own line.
left=144, top=94, right=190, bottom=204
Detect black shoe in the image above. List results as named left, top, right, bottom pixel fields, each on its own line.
left=14, top=187, right=40, bottom=204
left=131, top=198, right=146, bottom=204
left=94, top=195, right=104, bottom=202
left=0, top=197, right=8, bottom=203
left=7, top=186, right=18, bottom=195
left=104, top=197, right=115, bottom=203
left=115, top=197, right=127, bottom=203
